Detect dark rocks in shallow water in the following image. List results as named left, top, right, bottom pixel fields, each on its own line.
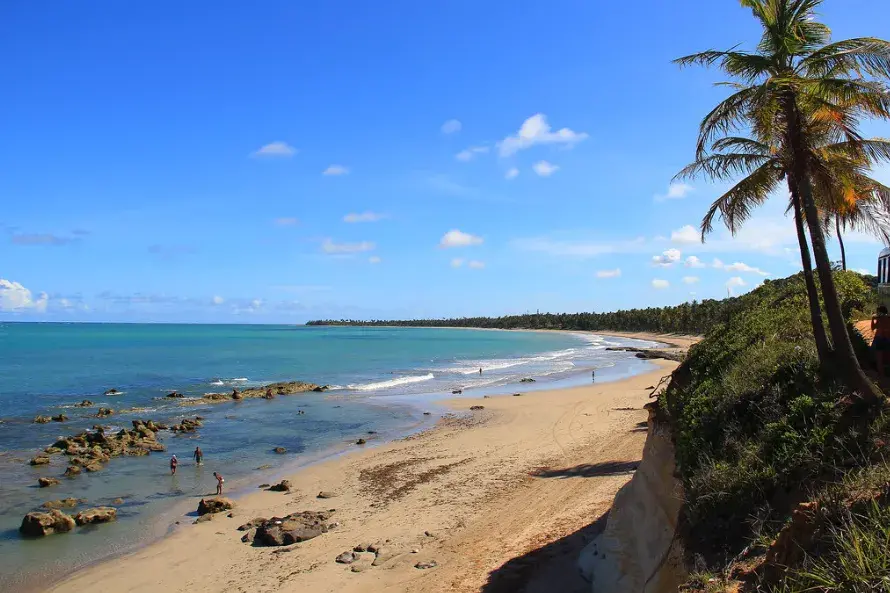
left=104, top=389, right=122, bottom=396
left=38, top=477, right=60, bottom=488
left=169, top=417, right=202, bottom=432
left=273, top=447, right=287, bottom=454
left=51, top=414, right=68, bottom=422
left=33, top=415, right=51, bottom=424
left=165, top=391, right=184, bottom=398
left=29, top=456, right=51, bottom=466
left=197, top=497, right=235, bottom=516
left=452, top=389, right=463, bottom=394
left=74, top=507, right=117, bottom=526
left=75, top=400, right=94, bottom=407
left=312, top=385, right=329, bottom=392
left=111, top=498, right=125, bottom=505
left=604, top=346, right=685, bottom=362
left=96, top=408, right=114, bottom=418
left=470, top=405, right=485, bottom=411
left=64, top=466, right=82, bottom=477
left=20, top=510, right=76, bottom=537
left=423, top=412, right=432, bottom=416
left=252, top=510, right=334, bottom=546
left=42, top=498, right=83, bottom=510
left=520, top=378, right=536, bottom=383
left=268, top=480, right=292, bottom=492
left=257, top=483, right=270, bottom=489
left=355, top=438, right=367, bottom=445
left=513, top=393, right=522, bottom=397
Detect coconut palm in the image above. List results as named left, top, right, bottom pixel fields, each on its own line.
left=677, top=121, right=890, bottom=363
left=675, top=0, right=890, bottom=402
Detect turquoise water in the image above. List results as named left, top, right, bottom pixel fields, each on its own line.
left=0, top=323, right=658, bottom=590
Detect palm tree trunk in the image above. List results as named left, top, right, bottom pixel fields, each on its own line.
left=835, top=217, right=847, bottom=271
left=790, top=180, right=832, bottom=362
left=785, top=97, right=881, bottom=403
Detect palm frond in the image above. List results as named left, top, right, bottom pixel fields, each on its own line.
left=701, top=161, right=779, bottom=239
left=800, top=38, right=890, bottom=80
left=677, top=153, right=773, bottom=182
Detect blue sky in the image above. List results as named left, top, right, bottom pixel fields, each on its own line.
left=2, top=0, right=889, bottom=323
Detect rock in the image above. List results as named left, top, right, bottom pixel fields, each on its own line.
left=252, top=510, right=334, bottom=546
left=194, top=514, right=213, bottom=524
left=84, top=462, right=104, bottom=472
left=42, top=498, right=82, bottom=510
left=256, top=464, right=273, bottom=470
left=104, top=389, right=122, bottom=396
left=241, top=530, right=255, bottom=542
left=111, top=498, right=125, bottom=505
left=273, top=447, right=287, bottom=454
left=604, top=347, right=685, bottom=362
left=354, top=542, right=371, bottom=552
left=64, top=466, right=82, bottom=477
left=268, top=480, right=292, bottom=492
left=38, top=477, right=60, bottom=488
left=423, top=412, right=432, bottom=416
left=452, top=389, right=463, bottom=394
left=258, top=483, right=271, bottom=489
left=96, top=408, right=114, bottom=418
left=351, top=565, right=367, bottom=573
left=513, top=393, right=522, bottom=397
left=33, top=415, right=52, bottom=424
left=197, top=497, right=235, bottom=516
left=520, top=378, right=536, bottom=383
left=166, top=391, right=184, bottom=398
left=367, top=543, right=381, bottom=553
left=75, top=400, right=94, bottom=407
left=52, top=438, right=74, bottom=451
left=424, top=530, right=437, bottom=538
left=29, top=456, right=51, bottom=466
left=74, top=507, right=117, bottom=526
left=52, top=414, right=68, bottom=422
left=336, top=551, right=357, bottom=564
left=317, top=491, right=338, bottom=499
left=367, top=431, right=377, bottom=435
left=372, top=546, right=399, bottom=566
left=415, top=560, right=438, bottom=569
left=470, top=405, right=485, bottom=411
left=44, top=447, right=62, bottom=455
left=20, top=510, right=76, bottom=537
left=412, top=548, right=420, bottom=553
left=237, top=518, right=267, bottom=531
left=356, top=438, right=367, bottom=445
left=646, top=386, right=655, bottom=390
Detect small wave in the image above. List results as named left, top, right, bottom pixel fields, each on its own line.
left=209, top=380, right=224, bottom=386
left=232, top=378, right=249, bottom=382
left=348, top=373, right=435, bottom=391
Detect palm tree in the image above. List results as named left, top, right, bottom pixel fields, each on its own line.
left=823, top=172, right=890, bottom=270
left=675, top=0, right=890, bottom=402
left=677, top=123, right=890, bottom=364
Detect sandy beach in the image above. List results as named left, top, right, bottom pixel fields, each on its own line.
left=49, top=334, right=696, bottom=593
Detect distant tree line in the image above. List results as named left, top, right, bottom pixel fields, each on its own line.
left=306, top=297, right=746, bottom=335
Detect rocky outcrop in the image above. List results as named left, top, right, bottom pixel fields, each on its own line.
left=38, top=477, right=60, bottom=488
left=104, top=389, right=122, bottom=396
left=74, top=507, right=117, bottom=526
left=52, top=414, right=68, bottom=422
left=273, top=447, right=287, bottom=454
left=268, top=480, right=292, bottom=492
left=75, top=400, right=94, bottom=407
left=170, top=417, right=202, bottom=432
left=579, top=401, right=687, bottom=593
left=197, top=497, right=235, bottom=515
left=30, top=456, right=51, bottom=466
left=20, top=510, right=76, bottom=537
left=96, top=407, right=114, bottom=418
left=33, top=415, right=51, bottom=424
left=42, top=498, right=84, bottom=510
left=196, top=381, right=319, bottom=405
left=604, top=347, right=685, bottom=363
left=251, top=510, right=335, bottom=546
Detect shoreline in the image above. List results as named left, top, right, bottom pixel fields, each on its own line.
left=47, top=332, right=693, bottom=593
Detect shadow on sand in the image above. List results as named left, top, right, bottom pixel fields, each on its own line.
left=480, top=510, right=609, bottom=593
left=531, top=460, right=640, bottom=479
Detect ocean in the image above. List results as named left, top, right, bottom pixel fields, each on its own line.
left=0, top=323, right=661, bottom=590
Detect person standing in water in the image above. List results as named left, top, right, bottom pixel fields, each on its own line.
left=169, top=454, right=178, bottom=475
left=193, top=446, right=203, bottom=465
left=213, top=472, right=224, bottom=495
left=479, top=367, right=482, bottom=375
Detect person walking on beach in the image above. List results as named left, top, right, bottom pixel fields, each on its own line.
left=872, top=306, right=890, bottom=376
left=479, top=367, right=483, bottom=375
left=169, top=454, right=178, bottom=475
left=193, top=446, right=203, bottom=465
left=213, top=471, right=224, bottom=495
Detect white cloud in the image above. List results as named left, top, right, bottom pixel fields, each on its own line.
left=343, top=211, right=385, bottom=223
left=655, top=183, right=694, bottom=202
left=652, top=248, right=682, bottom=267
left=456, top=146, right=489, bottom=161
left=683, top=276, right=700, bottom=284
left=685, top=255, right=706, bottom=268
left=726, top=276, right=746, bottom=294
left=532, top=160, right=559, bottom=177
left=368, top=256, right=382, bottom=264
left=671, top=225, right=701, bottom=245
left=0, top=279, right=48, bottom=312
left=505, top=167, right=519, bottom=180
left=498, top=114, right=589, bottom=157
left=856, top=268, right=872, bottom=275
left=212, top=295, right=225, bottom=305
left=723, top=262, right=769, bottom=275
left=597, top=268, right=622, bottom=278
left=468, top=260, right=485, bottom=269
left=252, top=141, right=296, bottom=158
left=321, top=239, right=376, bottom=254
left=323, top=165, right=349, bottom=176
left=440, top=229, right=483, bottom=248
left=712, top=258, right=725, bottom=269
left=451, top=258, right=465, bottom=268
left=274, top=217, right=299, bottom=226
left=441, top=119, right=462, bottom=134
left=652, top=279, right=670, bottom=290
